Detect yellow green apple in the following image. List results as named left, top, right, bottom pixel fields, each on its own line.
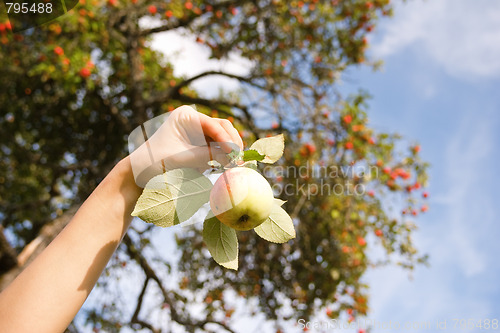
left=209, top=167, right=274, bottom=231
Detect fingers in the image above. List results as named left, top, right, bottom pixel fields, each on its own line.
left=217, top=119, right=244, bottom=151
left=199, top=115, right=243, bottom=153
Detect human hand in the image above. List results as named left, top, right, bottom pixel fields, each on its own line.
left=129, top=105, right=243, bottom=187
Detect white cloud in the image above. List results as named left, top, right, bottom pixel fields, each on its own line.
left=371, top=0, right=500, bottom=79
left=150, top=29, right=253, bottom=97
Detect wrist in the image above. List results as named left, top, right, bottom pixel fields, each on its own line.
left=113, top=156, right=144, bottom=203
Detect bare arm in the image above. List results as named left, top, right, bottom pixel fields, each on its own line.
left=0, top=156, right=142, bottom=333
left=0, top=105, right=243, bottom=333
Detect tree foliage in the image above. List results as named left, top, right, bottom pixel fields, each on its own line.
left=0, top=0, right=429, bottom=332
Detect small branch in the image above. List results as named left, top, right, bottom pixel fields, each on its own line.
left=131, top=278, right=150, bottom=325
left=139, top=15, right=198, bottom=36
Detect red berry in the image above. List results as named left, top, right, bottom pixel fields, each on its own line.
left=0, top=23, right=5, bottom=32
left=107, top=0, right=117, bottom=6
left=148, top=5, right=157, bottom=14
left=423, top=191, right=429, bottom=198
left=413, top=145, right=421, bottom=153
left=326, top=308, right=333, bottom=316
left=271, top=121, right=279, bottom=129
left=5, top=21, right=12, bottom=30
left=375, top=229, right=383, bottom=237
left=185, top=2, right=193, bottom=10
left=421, top=205, right=429, bottom=212
left=382, top=167, right=391, bottom=174
left=165, top=10, right=173, bottom=17
left=401, top=171, right=411, bottom=180
left=327, top=139, right=335, bottom=146
left=345, top=141, right=353, bottom=150
left=357, top=236, right=366, bottom=246
left=411, top=210, right=418, bottom=216
left=368, top=137, right=375, bottom=144
left=54, top=46, right=64, bottom=56
left=343, top=114, right=352, bottom=124
left=79, top=67, right=91, bottom=78
left=306, top=143, right=316, bottom=154
left=367, top=190, right=374, bottom=197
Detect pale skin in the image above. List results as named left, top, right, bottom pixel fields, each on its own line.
left=0, top=106, right=243, bottom=333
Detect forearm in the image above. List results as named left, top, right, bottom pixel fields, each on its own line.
left=0, top=156, right=142, bottom=333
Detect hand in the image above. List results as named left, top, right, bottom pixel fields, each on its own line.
left=129, top=105, right=243, bottom=187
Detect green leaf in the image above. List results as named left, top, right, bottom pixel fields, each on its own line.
left=249, top=134, right=285, bottom=164
left=132, top=168, right=212, bottom=227
left=243, top=149, right=266, bottom=162
left=254, top=204, right=296, bottom=243
left=203, top=214, right=238, bottom=270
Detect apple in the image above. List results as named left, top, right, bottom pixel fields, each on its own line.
left=210, top=167, right=274, bottom=231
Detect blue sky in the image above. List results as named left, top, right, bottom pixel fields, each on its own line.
left=347, top=0, right=500, bottom=331
left=79, top=1, right=500, bottom=331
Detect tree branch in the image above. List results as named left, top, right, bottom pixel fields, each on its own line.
left=139, top=15, right=199, bottom=36
left=142, top=70, right=263, bottom=109
left=131, top=277, right=150, bottom=326
left=123, top=234, right=236, bottom=333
